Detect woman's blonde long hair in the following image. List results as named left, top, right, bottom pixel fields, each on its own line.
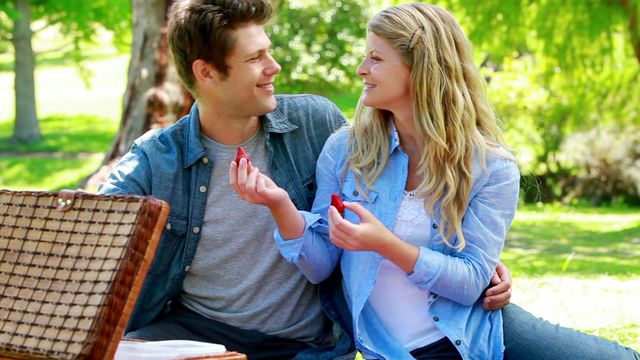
left=348, top=3, right=506, bottom=250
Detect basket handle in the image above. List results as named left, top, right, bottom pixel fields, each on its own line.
left=56, top=189, right=77, bottom=211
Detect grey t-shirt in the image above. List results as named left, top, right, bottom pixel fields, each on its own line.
left=180, top=128, right=326, bottom=344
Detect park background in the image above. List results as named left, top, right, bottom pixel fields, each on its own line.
left=1, top=0, right=639, bottom=352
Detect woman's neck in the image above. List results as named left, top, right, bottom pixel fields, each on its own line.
left=391, top=112, right=424, bottom=191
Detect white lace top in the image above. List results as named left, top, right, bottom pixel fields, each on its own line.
left=367, top=191, right=445, bottom=352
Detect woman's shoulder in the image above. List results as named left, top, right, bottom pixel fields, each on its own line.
left=474, top=146, right=519, bottom=178
left=324, top=126, right=351, bottom=150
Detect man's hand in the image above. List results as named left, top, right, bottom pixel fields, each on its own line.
left=229, top=158, right=289, bottom=209
left=483, top=261, right=512, bottom=311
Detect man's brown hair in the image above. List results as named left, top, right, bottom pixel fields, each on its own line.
left=168, top=0, right=273, bottom=93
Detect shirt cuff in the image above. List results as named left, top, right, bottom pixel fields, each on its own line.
left=407, top=246, right=446, bottom=289
left=274, top=211, right=323, bottom=262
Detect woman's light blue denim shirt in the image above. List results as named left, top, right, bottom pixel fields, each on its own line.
left=275, top=125, right=520, bottom=360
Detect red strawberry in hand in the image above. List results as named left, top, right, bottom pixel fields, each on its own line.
left=331, top=193, right=345, bottom=218
left=235, top=146, right=251, bottom=165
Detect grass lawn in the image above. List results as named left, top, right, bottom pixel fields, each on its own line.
left=505, top=204, right=640, bottom=350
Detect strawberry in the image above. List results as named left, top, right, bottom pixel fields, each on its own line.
left=331, top=193, right=345, bottom=218
left=235, top=146, right=251, bottom=165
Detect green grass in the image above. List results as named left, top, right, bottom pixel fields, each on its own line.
left=0, top=114, right=117, bottom=153
left=0, top=156, right=104, bottom=191
left=504, top=204, right=640, bottom=278
left=586, top=324, right=639, bottom=350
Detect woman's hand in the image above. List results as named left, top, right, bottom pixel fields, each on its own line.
left=328, top=201, right=419, bottom=274
left=327, top=201, right=393, bottom=252
left=229, top=158, right=289, bottom=209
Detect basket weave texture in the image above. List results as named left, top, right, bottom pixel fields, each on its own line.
left=0, top=190, right=169, bottom=360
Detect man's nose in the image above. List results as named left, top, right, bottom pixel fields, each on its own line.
left=265, top=54, right=281, bottom=75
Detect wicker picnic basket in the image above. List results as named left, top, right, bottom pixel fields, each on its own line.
left=0, top=189, right=170, bottom=360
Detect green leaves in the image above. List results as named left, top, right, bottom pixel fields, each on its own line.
left=270, top=0, right=369, bottom=94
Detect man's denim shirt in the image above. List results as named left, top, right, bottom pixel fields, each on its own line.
left=275, top=126, right=521, bottom=359
left=98, top=94, right=352, bottom=358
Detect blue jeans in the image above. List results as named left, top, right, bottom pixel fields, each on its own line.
left=503, top=303, right=640, bottom=359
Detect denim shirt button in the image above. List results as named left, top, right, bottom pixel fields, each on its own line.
left=184, top=265, right=191, bottom=272
left=353, top=190, right=359, bottom=196
left=202, top=157, right=209, bottom=164
left=166, top=300, right=172, bottom=307
left=166, top=223, right=171, bottom=230
left=432, top=223, right=438, bottom=229
left=433, top=316, right=439, bottom=322
left=192, top=227, right=200, bottom=234
left=455, top=340, right=462, bottom=346
left=199, top=185, right=207, bottom=193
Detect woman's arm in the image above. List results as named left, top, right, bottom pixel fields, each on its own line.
left=273, top=131, right=350, bottom=283
left=408, top=159, right=521, bottom=305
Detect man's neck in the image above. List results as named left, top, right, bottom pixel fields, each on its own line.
left=198, top=101, right=261, bottom=145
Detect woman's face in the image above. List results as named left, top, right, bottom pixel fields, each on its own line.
left=356, top=33, right=412, bottom=113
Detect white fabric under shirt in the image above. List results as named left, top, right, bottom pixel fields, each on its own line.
left=367, top=191, right=445, bottom=352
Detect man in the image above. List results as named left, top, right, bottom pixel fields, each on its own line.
left=100, top=1, right=639, bottom=359
left=100, top=2, right=348, bottom=359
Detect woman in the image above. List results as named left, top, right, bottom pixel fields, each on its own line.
left=230, top=3, right=519, bottom=359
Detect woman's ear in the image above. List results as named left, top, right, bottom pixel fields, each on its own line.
left=192, top=59, right=220, bottom=86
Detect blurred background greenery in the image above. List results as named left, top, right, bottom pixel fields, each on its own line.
left=0, top=0, right=638, bottom=352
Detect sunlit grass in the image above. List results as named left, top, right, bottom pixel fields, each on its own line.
left=0, top=156, right=104, bottom=191
left=0, top=114, right=117, bottom=153
left=587, top=324, right=639, bottom=351
left=504, top=204, right=640, bottom=278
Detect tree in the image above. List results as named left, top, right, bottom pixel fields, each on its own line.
left=269, top=0, right=369, bottom=94
left=427, top=0, right=640, bottom=202
left=82, top=0, right=192, bottom=190
left=0, top=0, right=130, bottom=143
left=10, top=0, right=39, bottom=142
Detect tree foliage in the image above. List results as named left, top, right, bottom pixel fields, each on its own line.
left=1, top=0, right=131, bottom=56
left=0, top=0, right=130, bottom=142
left=269, top=0, right=369, bottom=94
left=417, top=0, right=640, bottom=203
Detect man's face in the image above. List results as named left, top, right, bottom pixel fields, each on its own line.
left=210, top=24, right=281, bottom=118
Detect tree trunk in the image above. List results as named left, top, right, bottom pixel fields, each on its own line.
left=11, top=0, right=41, bottom=143
left=82, top=0, right=193, bottom=190
left=620, top=0, right=640, bottom=64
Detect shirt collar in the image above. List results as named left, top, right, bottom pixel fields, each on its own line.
left=183, top=100, right=299, bottom=168
left=262, top=103, right=298, bottom=133
left=184, top=102, right=207, bottom=168
left=389, top=119, right=402, bottom=155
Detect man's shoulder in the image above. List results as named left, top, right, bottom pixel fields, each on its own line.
left=274, top=94, right=340, bottom=115
left=272, top=94, right=345, bottom=131
left=275, top=93, right=336, bottom=106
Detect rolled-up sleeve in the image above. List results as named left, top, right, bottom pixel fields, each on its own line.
left=408, top=158, right=520, bottom=305
left=273, top=130, right=349, bottom=284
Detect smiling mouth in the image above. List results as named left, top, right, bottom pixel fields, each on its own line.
left=257, top=82, right=274, bottom=90
left=364, top=83, right=376, bottom=89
